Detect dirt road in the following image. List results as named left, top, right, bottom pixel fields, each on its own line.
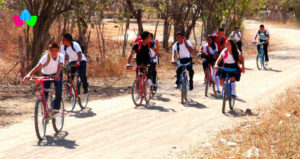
left=1, top=20, right=300, bottom=159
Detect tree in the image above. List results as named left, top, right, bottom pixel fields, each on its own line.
left=24, top=0, right=73, bottom=68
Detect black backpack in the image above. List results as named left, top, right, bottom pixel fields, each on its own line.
left=64, top=39, right=85, bottom=54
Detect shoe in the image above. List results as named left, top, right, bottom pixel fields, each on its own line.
left=217, top=91, right=221, bottom=94
left=265, top=61, right=268, bottom=67
left=189, top=84, right=193, bottom=91
left=83, top=89, right=88, bottom=94
left=148, top=79, right=153, bottom=86
left=174, top=84, right=179, bottom=89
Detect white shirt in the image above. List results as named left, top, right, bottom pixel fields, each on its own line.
left=221, top=48, right=241, bottom=64
left=203, top=43, right=218, bottom=55
left=61, top=42, right=86, bottom=62
left=256, top=29, right=270, bottom=41
left=230, top=31, right=242, bottom=42
left=172, top=40, right=192, bottom=62
left=150, top=48, right=158, bottom=63
left=39, top=52, right=64, bottom=75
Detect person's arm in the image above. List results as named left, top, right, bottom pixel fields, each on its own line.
left=253, top=32, right=258, bottom=43
left=53, top=63, right=63, bottom=81
left=127, top=50, right=136, bottom=65
left=266, top=33, right=270, bottom=44
left=77, top=52, right=82, bottom=63
left=64, top=54, right=69, bottom=64
left=172, top=50, right=178, bottom=64
left=154, top=40, right=159, bottom=55
left=239, top=54, right=245, bottom=73
left=184, top=38, right=195, bottom=54
left=214, top=53, right=223, bottom=68
left=24, top=63, right=42, bottom=80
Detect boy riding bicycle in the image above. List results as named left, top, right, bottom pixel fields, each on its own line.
left=149, top=33, right=159, bottom=89
left=127, top=31, right=153, bottom=85
left=172, top=32, right=196, bottom=90
left=253, top=24, right=270, bottom=66
left=24, top=43, right=64, bottom=114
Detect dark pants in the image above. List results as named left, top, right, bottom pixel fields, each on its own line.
left=236, top=41, right=242, bottom=53
left=149, top=62, right=157, bottom=85
left=44, top=73, right=62, bottom=110
left=70, top=61, right=88, bottom=92
left=176, top=58, right=194, bottom=86
left=202, top=58, right=209, bottom=72
left=257, top=42, right=269, bottom=62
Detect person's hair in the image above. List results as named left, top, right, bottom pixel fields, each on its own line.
left=218, top=28, right=224, bottom=32
left=63, top=33, right=73, bottom=42
left=149, top=33, right=154, bottom=38
left=141, top=31, right=150, bottom=40
left=207, top=35, right=216, bottom=50
left=49, top=43, right=59, bottom=49
left=228, top=39, right=240, bottom=63
left=234, top=26, right=239, bottom=30
left=176, top=32, right=184, bottom=37
left=260, top=24, right=264, bottom=28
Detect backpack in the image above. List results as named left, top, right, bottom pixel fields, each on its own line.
left=136, top=40, right=150, bottom=52
left=258, top=30, right=267, bottom=37
left=234, top=31, right=241, bottom=38
left=64, top=39, right=85, bottom=54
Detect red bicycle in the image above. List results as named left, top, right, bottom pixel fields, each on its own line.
left=127, top=65, right=152, bottom=106
left=28, top=77, right=64, bottom=141
left=204, top=64, right=217, bottom=97
left=63, top=64, right=89, bottom=112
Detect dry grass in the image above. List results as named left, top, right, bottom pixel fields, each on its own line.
left=179, top=87, right=300, bottom=159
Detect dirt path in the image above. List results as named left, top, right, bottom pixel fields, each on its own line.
left=1, top=20, right=300, bottom=159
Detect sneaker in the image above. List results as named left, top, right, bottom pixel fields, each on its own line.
left=174, top=84, right=179, bottom=89
left=148, top=79, right=153, bottom=86
left=265, top=61, right=268, bottom=67
left=83, top=89, right=88, bottom=94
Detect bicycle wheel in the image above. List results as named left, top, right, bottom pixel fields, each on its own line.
left=34, top=99, right=47, bottom=141
left=205, top=69, right=210, bottom=97
left=144, top=80, right=152, bottom=105
left=181, top=74, right=187, bottom=104
left=78, top=81, right=89, bottom=109
left=62, top=80, right=76, bottom=112
left=222, top=83, right=228, bottom=113
left=256, top=54, right=262, bottom=70
left=52, top=99, right=65, bottom=133
left=131, top=79, right=143, bottom=106
left=229, top=95, right=235, bottom=110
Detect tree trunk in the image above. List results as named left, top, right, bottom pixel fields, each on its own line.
left=122, top=8, right=131, bottom=57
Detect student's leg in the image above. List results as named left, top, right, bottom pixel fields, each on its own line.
left=202, top=58, right=208, bottom=73
left=79, top=61, right=88, bottom=92
left=176, top=66, right=183, bottom=87
left=264, top=43, right=269, bottom=61
left=152, top=63, right=157, bottom=85
left=237, top=42, right=242, bottom=53
left=53, top=73, right=63, bottom=110
left=187, top=65, right=194, bottom=89
left=43, top=80, right=50, bottom=101
left=230, top=77, right=236, bottom=96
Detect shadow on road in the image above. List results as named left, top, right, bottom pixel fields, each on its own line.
left=36, top=131, right=78, bottom=149
left=185, top=99, right=207, bottom=109
left=135, top=103, right=176, bottom=112
left=69, top=108, right=96, bottom=118
left=224, top=109, right=259, bottom=118
left=153, top=94, right=171, bottom=102
left=265, top=68, right=282, bottom=72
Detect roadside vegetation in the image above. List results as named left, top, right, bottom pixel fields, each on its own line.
left=179, top=86, right=300, bottom=158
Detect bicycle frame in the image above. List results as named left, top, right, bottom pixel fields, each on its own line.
left=66, top=65, right=80, bottom=98
left=221, top=67, right=237, bottom=97
left=258, top=43, right=265, bottom=61
left=32, top=77, right=55, bottom=120
left=135, top=66, right=148, bottom=95
left=177, top=62, right=192, bottom=90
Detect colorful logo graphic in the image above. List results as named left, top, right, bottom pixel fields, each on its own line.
left=14, top=9, right=37, bottom=27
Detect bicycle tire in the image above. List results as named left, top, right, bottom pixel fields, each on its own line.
left=205, top=69, right=209, bottom=97
left=222, top=83, right=228, bottom=113
left=131, top=79, right=143, bottom=106
left=52, top=99, right=65, bottom=133
left=256, top=54, right=262, bottom=70
left=62, top=80, right=76, bottom=112
left=181, top=75, right=187, bottom=104
left=144, top=80, right=152, bottom=105
left=34, top=99, right=47, bottom=141
left=229, top=95, right=235, bottom=111
left=78, top=81, right=89, bottom=109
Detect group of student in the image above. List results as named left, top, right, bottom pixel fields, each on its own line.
left=23, top=33, right=89, bottom=114
left=22, top=24, right=270, bottom=113
left=127, top=24, right=270, bottom=99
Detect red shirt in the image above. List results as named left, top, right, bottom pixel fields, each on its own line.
left=215, top=33, right=227, bottom=53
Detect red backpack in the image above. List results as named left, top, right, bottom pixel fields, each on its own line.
left=136, top=40, right=150, bottom=52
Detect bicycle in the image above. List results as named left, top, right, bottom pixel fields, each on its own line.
left=28, top=77, right=64, bottom=141
left=204, top=64, right=217, bottom=97
left=127, top=65, right=152, bottom=107
left=220, top=67, right=237, bottom=113
left=62, top=64, right=88, bottom=112
left=176, top=62, right=193, bottom=104
left=255, top=42, right=267, bottom=70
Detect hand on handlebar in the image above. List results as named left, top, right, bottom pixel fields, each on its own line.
left=75, top=62, right=81, bottom=66
left=23, top=74, right=31, bottom=82
left=53, top=75, right=60, bottom=81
